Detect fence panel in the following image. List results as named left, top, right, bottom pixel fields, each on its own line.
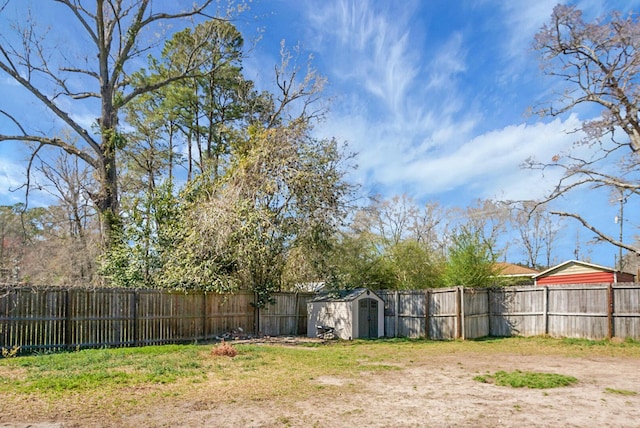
left=68, top=289, right=136, bottom=348
left=613, top=284, right=640, bottom=340
left=464, top=289, right=489, bottom=339
left=0, top=288, right=66, bottom=352
left=547, top=285, right=609, bottom=340
left=207, top=292, right=255, bottom=338
left=377, top=291, right=397, bottom=338
left=398, top=291, right=427, bottom=338
left=260, top=293, right=312, bottom=336
left=137, top=291, right=205, bottom=346
left=490, top=287, right=546, bottom=337
left=429, top=288, right=457, bottom=340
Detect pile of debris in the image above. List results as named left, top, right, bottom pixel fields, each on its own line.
left=214, top=327, right=255, bottom=341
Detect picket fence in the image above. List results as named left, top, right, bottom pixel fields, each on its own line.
left=1, top=284, right=639, bottom=354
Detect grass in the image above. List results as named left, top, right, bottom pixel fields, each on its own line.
left=0, top=336, right=638, bottom=407
left=0, top=345, right=209, bottom=395
left=474, top=370, right=578, bottom=389
left=604, top=388, right=637, bottom=396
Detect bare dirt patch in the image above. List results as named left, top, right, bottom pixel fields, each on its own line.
left=1, top=340, right=639, bottom=427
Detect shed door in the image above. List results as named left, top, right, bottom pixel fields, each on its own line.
left=358, top=299, right=378, bottom=338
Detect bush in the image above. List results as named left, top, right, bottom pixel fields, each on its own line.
left=211, top=341, right=238, bottom=358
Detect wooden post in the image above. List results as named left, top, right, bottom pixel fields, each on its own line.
left=543, top=286, right=549, bottom=336
left=607, top=284, right=614, bottom=339
left=394, top=290, right=399, bottom=338
left=202, top=292, right=208, bottom=341
left=294, top=293, right=300, bottom=335
left=455, top=287, right=462, bottom=339
left=424, top=289, right=430, bottom=340
left=1, top=288, right=11, bottom=349
left=487, top=288, right=492, bottom=337
left=64, top=289, right=72, bottom=350
left=460, top=287, right=465, bottom=340
left=132, top=290, right=139, bottom=347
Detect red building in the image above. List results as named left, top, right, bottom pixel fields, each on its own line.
left=534, top=260, right=635, bottom=286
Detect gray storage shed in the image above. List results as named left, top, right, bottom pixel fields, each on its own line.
left=307, top=288, right=384, bottom=340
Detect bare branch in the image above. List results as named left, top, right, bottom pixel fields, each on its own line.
left=0, top=59, right=101, bottom=155
left=551, top=210, right=639, bottom=254
left=0, top=135, right=97, bottom=168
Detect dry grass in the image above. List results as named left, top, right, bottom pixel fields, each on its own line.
left=210, top=341, right=238, bottom=358
left=0, top=336, right=638, bottom=426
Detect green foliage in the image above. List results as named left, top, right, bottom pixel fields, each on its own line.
left=474, top=370, right=578, bottom=389
left=100, top=182, right=181, bottom=288
left=326, top=233, right=396, bottom=290
left=444, top=227, right=500, bottom=288
left=388, top=240, right=444, bottom=289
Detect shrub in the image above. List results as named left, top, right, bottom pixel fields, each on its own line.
left=211, top=341, right=238, bottom=358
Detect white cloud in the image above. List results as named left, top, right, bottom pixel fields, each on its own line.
left=305, top=0, right=420, bottom=116
left=324, top=110, right=585, bottom=204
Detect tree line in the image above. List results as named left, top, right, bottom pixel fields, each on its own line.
left=0, top=194, right=562, bottom=291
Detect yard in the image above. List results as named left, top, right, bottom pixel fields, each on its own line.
left=1, top=337, right=639, bottom=427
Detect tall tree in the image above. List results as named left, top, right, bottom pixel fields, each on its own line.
left=532, top=4, right=640, bottom=254
left=155, top=44, right=354, bottom=303
left=0, top=0, right=232, bottom=251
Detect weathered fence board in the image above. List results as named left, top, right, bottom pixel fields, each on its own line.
left=489, top=287, right=546, bottom=337
left=464, top=288, right=489, bottom=339
left=2, top=284, right=640, bottom=355
left=0, top=288, right=257, bottom=353
left=428, top=288, right=457, bottom=340
left=547, top=285, right=609, bottom=340
left=614, top=285, right=640, bottom=339
left=259, top=293, right=312, bottom=336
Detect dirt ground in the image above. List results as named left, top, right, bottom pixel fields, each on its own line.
left=2, top=342, right=640, bottom=427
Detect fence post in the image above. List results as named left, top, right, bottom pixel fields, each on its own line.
left=64, top=289, right=72, bottom=350
left=461, top=287, right=466, bottom=339
left=424, top=289, right=430, bottom=340
left=202, top=292, right=208, bottom=341
left=487, top=288, right=492, bottom=337
left=1, top=288, right=11, bottom=349
left=132, top=290, right=139, bottom=347
left=455, top=287, right=462, bottom=339
left=543, top=287, right=549, bottom=336
left=608, top=284, right=614, bottom=339
left=394, top=290, right=399, bottom=338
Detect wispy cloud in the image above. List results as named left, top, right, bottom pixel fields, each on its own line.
left=306, top=0, right=420, bottom=115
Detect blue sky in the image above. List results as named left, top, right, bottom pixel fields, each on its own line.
left=1, top=0, right=639, bottom=268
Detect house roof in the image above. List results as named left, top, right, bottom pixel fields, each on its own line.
left=533, top=260, right=616, bottom=278
left=495, top=262, right=539, bottom=277
left=309, top=288, right=381, bottom=303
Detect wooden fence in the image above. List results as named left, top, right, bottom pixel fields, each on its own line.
left=2, top=284, right=639, bottom=355
left=0, top=287, right=256, bottom=353
left=380, top=284, right=640, bottom=340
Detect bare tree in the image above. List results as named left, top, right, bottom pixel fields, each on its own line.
left=0, top=0, right=233, bottom=250
left=34, top=150, right=99, bottom=284
left=513, top=201, right=563, bottom=268
left=531, top=4, right=640, bottom=254
left=457, top=199, right=510, bottom=258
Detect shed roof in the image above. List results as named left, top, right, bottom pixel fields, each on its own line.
left=309, top=288, right=381, bottom=303
left=533, top=260, right=615, bottom=278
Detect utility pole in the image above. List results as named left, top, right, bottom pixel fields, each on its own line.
left=614, top=191, right=627, bottom=271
